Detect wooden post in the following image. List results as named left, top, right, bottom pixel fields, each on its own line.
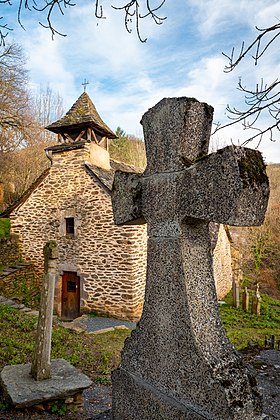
left=231, top=248, right=242, bottom=309
left=242, top=287, right=249, bottom=312
left=251, top=283, right=261, bottom=316
left=233, top=280, right=240, bottom=309
left=30, top=241, right=58, bottom=380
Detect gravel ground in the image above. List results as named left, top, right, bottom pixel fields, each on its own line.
left=0, top=383, right=112, bottom=419
left=253, top=350, right=280, bottom=419
left=1, top=350, right=280, bottom=419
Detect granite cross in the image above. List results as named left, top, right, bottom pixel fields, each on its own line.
left=111, top=98, right=269, bottom=419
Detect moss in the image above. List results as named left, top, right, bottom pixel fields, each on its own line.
left=238, top=149, right=268, bottom=190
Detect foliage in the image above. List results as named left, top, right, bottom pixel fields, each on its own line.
left=109, top=127, right=146, bottom=168
left=50, top=400, right=68, bottom=415
left=219, top=291, right=280, bottom=350
left=0, top=294, right=280, bottom=414
left=0, top=43, right=32, bottom=153
left=12, top=277, right=41, bottom=308
left=0, top=218, right=10, bottom=238
left=230, top=164, right=280, bottom=297
left=0, top=304, right=131, bottom=386
left=0, top=74, right=63, bottom=209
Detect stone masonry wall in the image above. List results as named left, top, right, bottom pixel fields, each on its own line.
left=10, top=143, right=232, bottom=320
left=11, top=144, right=147, bottom=321
left=0, top=263, right=37, bottom=302
left=213, top=225, right=232, bottom=300
left=0, top=235, right=21, bottom=266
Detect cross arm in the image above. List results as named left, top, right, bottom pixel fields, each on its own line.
left=181, top=145, right=269, bottom=226
left=112, top=171, right=145, bottom=225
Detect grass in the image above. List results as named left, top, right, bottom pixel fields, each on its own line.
left=0, top=219, right=10, bottom=239
left=0, top=291, right=280, bottom=414
left=219, top=291, right=280, bottom=350
left=0, top=291, right=279, bottom=378
left=0, top=304, right=131, bottom=384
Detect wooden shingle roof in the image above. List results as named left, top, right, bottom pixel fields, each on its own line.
left=46, top=92, right=116, bottom=139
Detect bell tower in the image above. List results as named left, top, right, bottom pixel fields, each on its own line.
left=46, top=92, right=116, bottom=150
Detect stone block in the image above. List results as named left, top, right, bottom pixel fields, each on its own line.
left=180, top=145, right=269, bottom=226
left=141, top=97, right=213, bottom=174
left=112, top=171, right=144, bottom=225
left=0, top=359, right=92, bottom=408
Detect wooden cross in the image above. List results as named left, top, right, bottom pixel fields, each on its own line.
left=112, top=97, right=269, bottom=419
left=82, top=79, right=89, bottom=92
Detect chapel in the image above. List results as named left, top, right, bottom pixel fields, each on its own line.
left=8, top=92, right=232, bottom=321
left=9, top=92, right=147, bottom=321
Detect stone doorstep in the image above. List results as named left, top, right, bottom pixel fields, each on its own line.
left=85, top=325, right=129, bottom=335
left=0, top=359, right=92, bottom=409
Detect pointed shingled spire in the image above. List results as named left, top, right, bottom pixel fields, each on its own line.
left=46, top=92, right=116, bottom=139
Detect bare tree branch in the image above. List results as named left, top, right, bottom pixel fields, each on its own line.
left=223, top=23, right=280, bottom=73
left=214, top=78, right=280, bottom=145
left=220, top=23, right=280, bottom=146
left=111, top=0, right=166, bottom=43
left=0, top=0, right=167, bottom=43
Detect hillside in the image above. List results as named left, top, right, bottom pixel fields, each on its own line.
left=230, top=163, right=280, bottom=298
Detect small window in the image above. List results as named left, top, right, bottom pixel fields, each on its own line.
left=67, top=280, right=77, bottom=293
left=65, top=217, right=74, bottom=235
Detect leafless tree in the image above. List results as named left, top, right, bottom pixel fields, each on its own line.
left=0, top=0, right=167, bottom=45
left=0, top=43, right=34, bottom=152
left=215, top=23, right=280, bottom=146
left=0, top=45, right=63, bottom=207
left=33, top=85, right=64, bottom=143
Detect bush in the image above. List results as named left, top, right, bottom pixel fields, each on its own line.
left=0, top=219, right=10, bottom=238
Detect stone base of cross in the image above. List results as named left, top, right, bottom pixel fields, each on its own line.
left=0, top=241, right=92, bottom=410
left=111, top=98, right=269, bottom=419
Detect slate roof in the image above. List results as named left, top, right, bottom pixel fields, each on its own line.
left=46, top=92, right=116, bottom=139
left=85, top=160, right=141, bottom=192
left=0, top=160, right=140, bottom=218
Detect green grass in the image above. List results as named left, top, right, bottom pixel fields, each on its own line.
left=0, top=219, right=10, bottom=238
left=1, top=291, right=280, bottom=414
left=219, top=291, right=280, bottom=350
left=0, top=304, right=131, bottom=384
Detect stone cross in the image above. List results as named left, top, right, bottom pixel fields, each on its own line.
left=112, top=98, right=269, bottom=419
left=31, top=241, right=58, bottom=381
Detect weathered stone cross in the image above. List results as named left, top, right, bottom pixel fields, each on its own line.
left=31, top=240, right=58, bottom=380
left=112, top=98, right=269, bottom=419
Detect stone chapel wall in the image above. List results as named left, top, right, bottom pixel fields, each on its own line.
left=11, top=145, right=147, bottom=321
left=213, top=225, right=232, bottom=300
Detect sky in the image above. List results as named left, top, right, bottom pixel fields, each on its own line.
left=2, top=0, right=280, bottom=163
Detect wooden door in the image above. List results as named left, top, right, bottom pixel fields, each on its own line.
left=61, top=272, right=80, bottom=321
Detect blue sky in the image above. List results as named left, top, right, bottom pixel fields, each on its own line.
left=3, top=0, right=280, bottom=162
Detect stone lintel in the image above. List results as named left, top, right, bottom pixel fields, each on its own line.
left=0, top=359, right=92, bottom=408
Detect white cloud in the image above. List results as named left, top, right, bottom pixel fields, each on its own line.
left=188, top=0, right=279, bottom=36
left=8, top=0, right=280, bottom=162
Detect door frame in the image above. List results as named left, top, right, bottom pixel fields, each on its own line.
left=61, top=271, right=81, bottom=321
